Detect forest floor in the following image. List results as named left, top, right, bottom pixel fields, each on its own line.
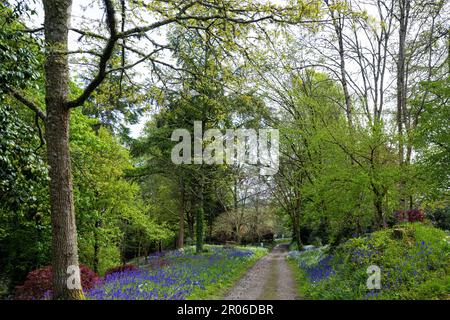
left=224, top=244, right=300, bottom=300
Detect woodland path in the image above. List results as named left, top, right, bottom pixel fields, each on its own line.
left=224, top=244, right=299, bottom=300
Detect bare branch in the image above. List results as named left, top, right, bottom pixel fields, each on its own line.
left=66, top=0, right=118, bottom=109
left=18, top=27, right=44, bottom=33
left=70, top=28, right=106, bottom=40
left=7, top=87, right=46, bottom=121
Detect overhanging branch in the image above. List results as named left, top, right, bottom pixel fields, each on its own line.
left=7, top=87, right=46, bottom=121
left=64, top=0, right=325, bottom=109
left=66, top=0, right=118, bottom=109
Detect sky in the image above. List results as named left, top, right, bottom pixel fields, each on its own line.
left=23, top=0, right=159, bottom=138
left=19, top=0, right=414, bottom=138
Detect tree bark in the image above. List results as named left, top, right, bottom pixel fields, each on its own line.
left=396, top=0, right=410, bottom=210
left=292, top=210, right=302, bottom=250
left=196, top=189, right=204, bottom=253
left=255, top=192, right=260, bottom=243
left=291, top=194, right=302, bottom=249
left=93, top=220, right=101, bottom=273
left=195, top=172, right=205, bottom=253
left=373, top=188, right=385, bottom=230
left=233, top=177, right=238, bottom=211
left=329, top=4, right=352, bottom=127
left=196, top=205, right=204, bottom=253
left=177, top=181, right=185, bottom=249
left=43, top=0, right=83, bottom=300
left=187, top=208, right=194, bottom=241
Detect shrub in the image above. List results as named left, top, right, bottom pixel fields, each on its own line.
left=395, top=209, right=425, bottom=223
left=15, top=265, right=100, bottom=300
left=104, top=264, right=138, bottom=277
left=426, top=206, right=450, bottom=230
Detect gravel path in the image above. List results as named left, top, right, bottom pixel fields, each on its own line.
left=224, top=244, right=299, bottom=300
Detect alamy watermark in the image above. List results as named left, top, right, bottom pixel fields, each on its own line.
left=66, top=265, right=81, bottom=290
left=366, top=265, right=381, bottom=290
left=170, top=121, right=279, bottom=175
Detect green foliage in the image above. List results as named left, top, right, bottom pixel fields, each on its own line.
left=0, top=2, right=41, bottom=93
left=413, top=77, right=450, bottom=202
left=274, top=70, right=400, bottom=246
left=132, top=24, right=271, bottom=251
left=426, top=206, right=450, bottom=231
left=0, top=104, right=50, bottom=294
left=1, top=0, right=448, bottom=301
left=0, top=4, right=48, bottom=295
left=70, top=109, right=172, bottom=273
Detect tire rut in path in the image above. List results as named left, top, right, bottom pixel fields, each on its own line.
left=224, top=244, right=299, bottom=300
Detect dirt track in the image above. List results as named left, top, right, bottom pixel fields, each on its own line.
left=224, top=244, right=299, bottom=300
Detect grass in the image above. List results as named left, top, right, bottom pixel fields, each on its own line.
left=188, top=245, right=267, bottom=299
left=274, top=238, right=292, bottom=245
left=257, top=258, right=278, bottom=300
left=287, top=258, right=304, bottom=299
left=288, top=223, right=450, bottom=300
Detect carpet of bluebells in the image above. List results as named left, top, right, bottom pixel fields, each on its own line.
left=288, top=223, right=450, bottom=300
left=86, top=245, right=266, bottom=300
left=287, top=246, right=335, bottom=282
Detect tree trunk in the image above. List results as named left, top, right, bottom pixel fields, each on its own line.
left=137, top=235, right=141, bottom=258
left=187, top=209, right=194, bottom=242
left=396, top=0, right=410, bottom=210
left=291, top=194, right=302, bottom=249
left=236, top=221, right=242, bottom=244
left=177, top=182, right=185, bottom=249
left=196, top=176, right=204, bottom=253
left=371, top=182, right=386, bottom=230
left=43, top=0, right=83, bottom=300
left=233, top=177, right=238, bottom=211
left=120, top=220, right=128, bottom=265
left=329, top=5, right=352, bottom=127
left=292, top=210, right=302, bottom=250
left=93, top=220, right=100, bottom=273
left=374, top=194, right=385, bottom=230
left=196, top=205, right=204, bottom=253
left=255, top=193, right=260, bottom=243
left=208, top=211, right=213, bottom=241
left=448, top=31, right=450, bottom=73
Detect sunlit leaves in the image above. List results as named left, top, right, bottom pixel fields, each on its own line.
left=0, top=3, right=41, bottom=92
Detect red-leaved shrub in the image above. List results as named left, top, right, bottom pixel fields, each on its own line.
left=15, top=265, right=100, bottom=300
left=104, top=264, right=138, bottom=277
left=395, top=209, right=425, bottom=223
